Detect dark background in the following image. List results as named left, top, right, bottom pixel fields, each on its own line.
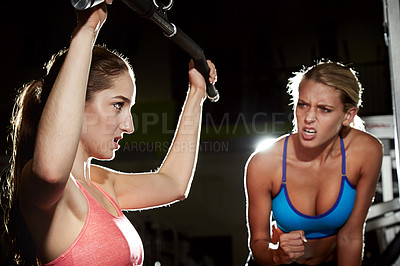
left=0, top=0, right=394, bottom=265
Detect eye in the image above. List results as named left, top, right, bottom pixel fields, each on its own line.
left=113, top=102, right=124, bottom=111
left=297, top=102, right=307, bottom=109
left=320, top=107, right=332, bottom=113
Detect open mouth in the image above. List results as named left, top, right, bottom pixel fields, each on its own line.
left=303, top=128, right=316, bottom=135
left=113, top=137, right=122, bottom=149
left=303, top=128, right=317, bottom=136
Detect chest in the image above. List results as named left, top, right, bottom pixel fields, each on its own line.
left=280, top=157, right=357, bottom=216
left=77, top=182, right=119, bottom=217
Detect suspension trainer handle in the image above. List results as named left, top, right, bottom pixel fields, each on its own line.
left=121, top=0, right=220, bottom=102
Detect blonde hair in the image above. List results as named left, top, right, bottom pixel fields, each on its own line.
left=287, top=60, right=365, bottom=131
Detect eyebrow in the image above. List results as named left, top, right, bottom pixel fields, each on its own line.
left=317, top=104, right=335, bottom=109
left=112, top=95, right=131, bottom=105
left=298, top=99, right=335, bottom=109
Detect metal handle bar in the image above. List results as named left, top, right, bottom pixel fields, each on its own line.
left=70, top=0, right=219, bottom=101
left=121, top=0, right=219, bottom=102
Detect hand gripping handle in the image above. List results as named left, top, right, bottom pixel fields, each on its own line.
left=121, top=0, right=220, bottom=102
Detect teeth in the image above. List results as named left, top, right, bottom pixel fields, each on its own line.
left=304, top=129, right=316, bottom=135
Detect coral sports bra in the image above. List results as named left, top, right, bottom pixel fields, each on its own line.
left=271, top=134, right=356, bottom=239
left=45, top=177, right=144, bottom=265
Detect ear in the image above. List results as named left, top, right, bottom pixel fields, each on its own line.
left=343, top=107, right=358, bottom=126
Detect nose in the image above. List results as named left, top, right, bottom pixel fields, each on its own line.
left=120, top=114, right=134, bottom=134
left=304, top=108, right=316, bottom=123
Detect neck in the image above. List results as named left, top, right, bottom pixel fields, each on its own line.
left=292, top=133, right=340, bottom=163
left=71, top=143, right=92, bottom=185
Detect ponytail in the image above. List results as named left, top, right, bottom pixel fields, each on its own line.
left=4, top=45, right=132, bottom=265
left=5, top=79, right=46, bottom=265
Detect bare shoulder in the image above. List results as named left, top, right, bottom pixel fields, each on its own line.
left=345, top=128, right=383, bottom=156
left=344, top=129, right=383, bottom=185
left=245, top=135, right=288, bottom=187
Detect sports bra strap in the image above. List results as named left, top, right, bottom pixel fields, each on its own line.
left=340, top=135, right=346, bottom=176
left=282, top=134, right=290, bottom=183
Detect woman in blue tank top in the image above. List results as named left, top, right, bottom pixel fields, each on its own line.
left=245, top=61, right=383, bottom=265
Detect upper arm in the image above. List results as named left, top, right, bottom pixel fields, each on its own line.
left=337, top=134, right=382, bottom=264
left=245, top=152, right=276, bottom=247
left=91, top=165, right=185, bottom=210
left=339, top=134, right=383, bottom=237
left=19, top=160, right=68, bottom=211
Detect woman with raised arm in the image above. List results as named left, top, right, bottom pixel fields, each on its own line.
left=4, top=2, right=216, bottom=265
left=245, top=61, right=382, bottom=265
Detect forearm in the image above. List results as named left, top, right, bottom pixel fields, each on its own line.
left=33, top=27, right=96, bottom=182
left=157, top=85, right=204, bottom=196
left=337, top=233, right=363, bottom=266
left=251, top=240, right=279, bottom=265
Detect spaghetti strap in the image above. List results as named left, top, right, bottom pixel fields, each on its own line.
left=91, top=182, right=123, bottom=216
left=282, top=134, right=290, bottom=183
left=339, top=135, right=346, bottom=176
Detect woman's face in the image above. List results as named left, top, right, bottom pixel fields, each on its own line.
left=81, top=71, right=136, bottom=160
left=295, top=79, right=355, bottom=148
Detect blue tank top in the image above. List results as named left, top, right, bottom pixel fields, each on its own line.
left=271, top=135, right=356, bottom=239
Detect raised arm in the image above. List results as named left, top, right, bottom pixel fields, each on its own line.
left=109, top=59, right=217, bottom=210
left=156, top=60, right=215, bottom=194
left=20, top=4, right=110, bottom=209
